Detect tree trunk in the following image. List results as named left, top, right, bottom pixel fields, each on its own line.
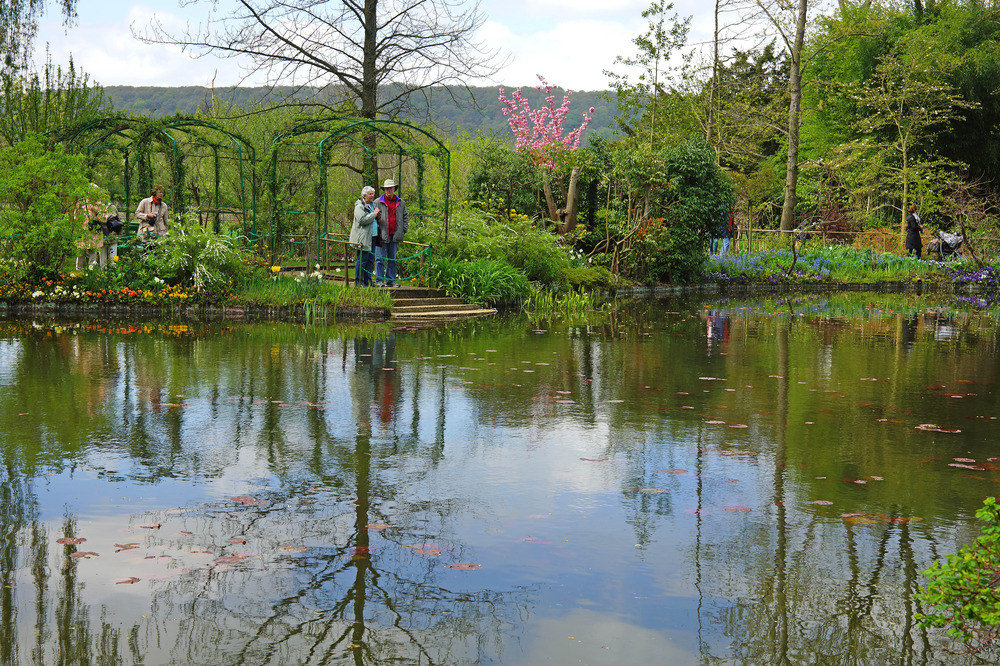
left=780, top=0, right=808, bottom=233
left=706, top=0, right=720, bottom=146
left=542, top=173, right=559, bottom=223
left=557, top=167, right=581, bottom=234
left=361, top=0, right=378, bottom=119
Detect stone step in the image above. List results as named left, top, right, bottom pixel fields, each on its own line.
left=394, top=303, right=482, bottom=314
left=391, top=308, right=497, bottom=320
left=393, top=297, right=467, bottom=307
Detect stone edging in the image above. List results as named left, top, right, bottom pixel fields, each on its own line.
left=0, top=301, right=391, bottom=322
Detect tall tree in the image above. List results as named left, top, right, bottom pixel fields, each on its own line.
left=0, top=53, right=106, bottom=146
left=604, top=0, right=690, bottom=146
left=136, top=0, right=502, bottom=120
left=0, top=0, right=78, bottom=71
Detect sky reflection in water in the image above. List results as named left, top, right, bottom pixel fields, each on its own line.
left=0, top=293, right=996, bottom=664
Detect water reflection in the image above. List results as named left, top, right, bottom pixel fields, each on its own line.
left=0, top=295, right=996, bottom=663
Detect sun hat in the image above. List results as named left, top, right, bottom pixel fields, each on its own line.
left=383, top=179, right=396, bottom=189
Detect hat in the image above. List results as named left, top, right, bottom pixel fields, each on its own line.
left=383, top=179, right=396, bottom=189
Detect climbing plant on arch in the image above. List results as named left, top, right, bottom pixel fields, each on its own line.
left=54, top=114, right=258, bottom=239
left=268, top=117, right=450, bottom=265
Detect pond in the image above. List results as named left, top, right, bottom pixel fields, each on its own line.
left=1, top=293, right=997, bottom=664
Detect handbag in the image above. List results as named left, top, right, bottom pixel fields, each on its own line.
left=106, top=215, right=124, bottom=235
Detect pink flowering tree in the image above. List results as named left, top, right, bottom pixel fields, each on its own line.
left=498, top=76, right=594, bottom=233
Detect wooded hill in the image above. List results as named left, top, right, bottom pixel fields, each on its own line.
left=103, top=85, right=617, bottom=140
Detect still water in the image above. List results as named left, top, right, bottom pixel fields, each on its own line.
left=1, top=293, right=999, bottom=665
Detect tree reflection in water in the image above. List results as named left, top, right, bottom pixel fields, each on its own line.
left=0, top=302, right=996, bottom=663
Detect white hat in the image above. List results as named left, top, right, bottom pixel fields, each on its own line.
left=383, top=179, right=396, bottom=189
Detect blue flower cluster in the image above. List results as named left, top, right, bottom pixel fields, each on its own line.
left=948, top=265, right=1000, bottom=288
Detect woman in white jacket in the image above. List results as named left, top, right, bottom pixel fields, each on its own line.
left=349, top=186, right=380, bottom=286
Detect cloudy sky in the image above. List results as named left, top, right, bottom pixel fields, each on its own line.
left=36, top=0, right=719, bottom=91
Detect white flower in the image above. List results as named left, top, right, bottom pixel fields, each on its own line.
left=31, top=290, right=44, bottom=298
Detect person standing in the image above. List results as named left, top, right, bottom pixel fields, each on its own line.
left=350, top=185, right=380, bottom=286
left=75, top=185, right=105, bottom=269
left=374, top=179, right=409, bottom=287
left=135, top=185, right=170, bottom=240
left=905, top=204, right=923, bottom=259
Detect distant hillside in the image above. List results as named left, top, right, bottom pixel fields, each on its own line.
left=102, top=85, right=617, bottom=141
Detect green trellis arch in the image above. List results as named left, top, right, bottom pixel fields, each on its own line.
left=56, top=115, right=258, bottom=240
left=269, top=117, right=450, bottom=264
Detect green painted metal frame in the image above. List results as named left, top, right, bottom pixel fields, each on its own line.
left=60, top=116, right=257, bottom=239
left=270, top=117, right=450, bottom=264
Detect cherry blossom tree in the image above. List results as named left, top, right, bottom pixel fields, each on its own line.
left=499, top=76, right=593, bottom=233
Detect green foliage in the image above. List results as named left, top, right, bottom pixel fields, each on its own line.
left=604, top=0, right=690, bottom=143
left=916, top=497, right=1000, bottom=653
left=234, top=275, right=392, bottom=309
left=143, top=212, right=252, bottom=289
left=426, top=256, right=530, bottom=307
left=581, top=138, right=731, bottom=283
left=0, top=53, right=107, bottom=146
left=0, top=135, right=90, bottom=280
left=412, top=204, right=572, bottom=284
left=466, top=137, right=539, bottom=218
left=557, top=266, right=616, bottom=289
left=522, top=289, right=604, bottom=316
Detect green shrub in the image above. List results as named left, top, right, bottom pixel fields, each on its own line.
left=427, top=256, right=530, bottom=307
left=0, top=135, right=90, bottom=280
left=143, top=212, right=252, bottom=289
left=558, top=266, right=616, bottom=289
left=412, top=205, right=572, bottom=284
left=916, top=497, right=1000, bottom=653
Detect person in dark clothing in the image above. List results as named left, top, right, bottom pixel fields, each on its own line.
left=905, top=204, right=923, bottom=259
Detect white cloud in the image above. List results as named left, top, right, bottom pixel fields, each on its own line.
left=478, top=18, right=635, bottom=91
left=31, top=0, right=730, bottom=91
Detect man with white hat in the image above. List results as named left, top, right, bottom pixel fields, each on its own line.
left=373, top=178, right=409, bottom=287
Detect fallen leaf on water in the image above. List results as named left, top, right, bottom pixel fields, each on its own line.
left=226, top=537, right=248, bottom=545
left=231, top=496, right=266, bottom=506
left=580, top=457, right=610, bottom=462
left=954, top=457, right=976, bottom=463
left=279, top=545, right=308, bottom=553
left=213, top=555, right=252, bottom=565
left=57, top=537, right=86, bottom=545
left=949, top=463, right=984, bottom=470
left=413, top=547, right=442, bottom=555
left=698, top=377, right=726, bottom=381
left=365, top=523, right=392, bottom=530
left=813, top=500, right=833, bottom=505
left=705, top=420, right=726, bottom=425
left=728, top=423, right=749, bottom=428
left=915, top=424, right=962, bottom=433
left=925, top=385, right=947, bottom=390
left=115, top=577, right=140, bottom=585
left=448, top=562, right=481, bottom=570
left=723, top=505, right=752, bottom=513
left=637, top=487, right=667, bottom=494
left=114, top=543, right=139, bottom=552
left=139, top=524, right=162, bottom=529
left=70, top=551, right=99, bottom=559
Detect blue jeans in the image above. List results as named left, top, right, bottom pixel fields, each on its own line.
left=374, top=241, right=398, bottom=285
left=355, top=248, right=374, bottom=286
